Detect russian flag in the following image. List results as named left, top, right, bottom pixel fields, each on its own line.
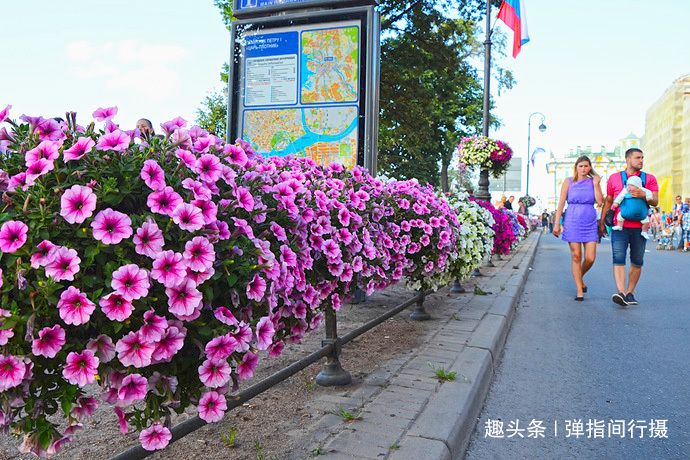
left=498, top=0, right=530, bottom=58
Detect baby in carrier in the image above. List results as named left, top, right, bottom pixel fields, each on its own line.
left=611, top=175, right=652, bottom=239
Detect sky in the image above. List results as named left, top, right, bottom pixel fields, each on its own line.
left=489, top=0, right=690, bottom=206
left=0, top=1, right=231, bottom=132
left=2, top=1, right=690, bottom=209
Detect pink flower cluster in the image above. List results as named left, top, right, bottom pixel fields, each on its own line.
left=472, top=199, right=518, bottom=255
left=0, top=105, right=495, bottom=456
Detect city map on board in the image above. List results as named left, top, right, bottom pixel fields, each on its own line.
left=301, top=27, right=359, bottom=104
left=242, top=106, right=358, bottom=167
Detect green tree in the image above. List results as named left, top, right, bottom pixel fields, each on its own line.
left=199, top=0, right=514, bottom=189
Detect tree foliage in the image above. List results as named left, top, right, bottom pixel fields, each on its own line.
left=198, top=0, right=514, bottom=189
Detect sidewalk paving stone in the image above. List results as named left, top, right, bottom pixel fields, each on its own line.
left=285, top=232, right=541, bottom=460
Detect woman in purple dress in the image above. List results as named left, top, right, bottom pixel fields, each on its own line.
left=552, top=156, right=603, bottom=300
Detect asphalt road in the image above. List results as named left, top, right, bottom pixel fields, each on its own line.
left=464, top=233, right=690, bottom=460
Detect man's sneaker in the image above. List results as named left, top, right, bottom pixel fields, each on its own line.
left=625, top=292, right=638, bottom=305
left=612, top=292, right=629, bottom=306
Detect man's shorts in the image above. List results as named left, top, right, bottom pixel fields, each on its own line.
left=611, top=227, right=646, bottom=267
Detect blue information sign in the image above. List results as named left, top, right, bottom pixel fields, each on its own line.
left=233, top=0, right=377, bottom=17
left=237, top=0, right=309, bottom=10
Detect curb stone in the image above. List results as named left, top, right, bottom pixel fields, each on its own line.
left=286, top=232, right=541, bottom=460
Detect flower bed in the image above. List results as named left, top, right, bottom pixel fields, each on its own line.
left=0, top=106, right=497, bottom=457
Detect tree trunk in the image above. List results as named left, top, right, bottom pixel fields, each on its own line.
left=441, top=152, right=450, bottom=193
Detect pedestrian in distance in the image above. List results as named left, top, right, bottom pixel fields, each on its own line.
left=504, top=195, right=515, bottom=211
left=137, top=118, right=155, bottom=137
left=553, top=155, right=603, bottom=301
left=541, top=209, right=550, bottom=234
left=649, top=207, right=662, bottom=241
left=600, top=148, right=659, bottom=306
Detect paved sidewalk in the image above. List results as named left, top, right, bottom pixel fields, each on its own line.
left=285, top=232, right=541, bottom=460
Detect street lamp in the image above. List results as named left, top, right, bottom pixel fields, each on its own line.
left=526, top=112, right=547, bottom=197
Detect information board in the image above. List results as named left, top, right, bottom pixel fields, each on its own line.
left=233, top=0, right=377, bottom=18
left=229, top=7, right=379, bottom=171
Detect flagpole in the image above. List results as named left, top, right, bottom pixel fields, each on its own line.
left=475, top=0, right=493, bottom=203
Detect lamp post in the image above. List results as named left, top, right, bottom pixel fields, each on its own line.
left=526, top=112, right=546, bottom=198
left=475, top=0, right=493, bottom=203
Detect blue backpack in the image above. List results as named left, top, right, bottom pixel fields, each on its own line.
left=619, top=171, right=648, bottom=221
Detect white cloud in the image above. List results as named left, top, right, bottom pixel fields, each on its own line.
left=64, top=40, right=189, bottom=95
left=105, top=64, right=181, bottom=99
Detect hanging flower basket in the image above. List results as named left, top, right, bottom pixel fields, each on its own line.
left=519, top=195, right=536, bottom=208
left=456, top=136, right=513, bottom=178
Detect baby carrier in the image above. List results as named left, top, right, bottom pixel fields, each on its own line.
left=618, top=171, right=648, bottom=221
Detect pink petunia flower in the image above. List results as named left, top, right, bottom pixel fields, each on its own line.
left=25, top=140, right=60, bottom=165
left=165, top=279, right=202, bottom=317
left=58, top=286, right=96, bottom=325
left=91, top=208, right=133, bottom=245
left=255, top=316, right=275, bottom=351
left=147, top=186, right=183, bottom=216
left=175, top=149, right=197, bottom=169
left=139, top=310, right=168, bottom=343
left=191, top=199, right=218, bottom=224
left=213, top=307, right=238, bottom=326
left=25, top=159, right=55, bottom=182
left=0, top=328, right=13, bottom=346
left=96, top=129, right=130, bottom=152
left=92, top=106, right=118, bottom=121
left=60, top=185, right=97, bottom=224
left=183, top=237, right=215, bottom=272
left=151, top=250, right=187, bottom=288
left=237, top=352, right=259, bottom=381
left=224, top=144, right=248, bottom=167
left=234, top=186, right=254, bottom=212
left=99, top=291, right=135, bottom=321
left=140, top=160, right=166, bottom=191
left=172, top=203, right=205, bottom=232
left=116, top=331, right=155, bottom=368
left=231, top=322, right=253, bottom=352
left=0, top=104, right=10, bottom=123
left=62, top=350, right=99, bottom=387
left=195, top=154, right=222, bottom=183
left=133, top=220, right=165, bottom=258
left=204, top=334, right=237, bottom=362
left=63, top=136, right=95, bottom=162
left=246, top=274, right=266, bottom=302
left=197, top=391, right=227, bottom=423
left=114, top=407, right=129, bottom=434
left=44, top=246, right=81, bottom=281
left=111, top=264, right=150, bottom=301
left=86, top=334, right=116, bottom=363
left=0, top=220, right=28, bottom=253
left=118, top=373, right=148, bottom=404
left=151, top=326, right=186, bottom=363
left=139, top=422, right=172, bottom=451
left=187, top=265, right=215, bottom=285
left=181, top=178, right=212, bottom=200
left=198, top=358, right=231, bottom=388
left=268, top=341, right=285, bottom=358
left=71, top=396, right=99, bottom=420
left=0, top=354, right=26, bottom=391
left=7, top=172, right=35, bottom=191
left=31, top=324, right=66, bottom=358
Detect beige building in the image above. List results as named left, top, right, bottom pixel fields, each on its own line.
left=641, top=74, right=690, bottom=210
left=544, top=139, right=634, bottom=209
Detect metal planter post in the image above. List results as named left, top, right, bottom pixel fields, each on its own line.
left=409, top=291, right=431, bottom=321
left=449, top=279, right=466, bottom=293
left=315, top=308, right=352, bottom=386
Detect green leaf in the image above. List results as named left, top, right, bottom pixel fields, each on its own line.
left=39, top=429, right=52, bottom=450
left=113, top=322, right=124, bottom=333
left=198, top=326, right=212, bottom=336
left=103, top=194, right=123, bottom=205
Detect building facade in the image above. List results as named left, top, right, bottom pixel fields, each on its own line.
left=544, top=138, right=635, bottom=209
left=641, top=74, right=690, bottom=211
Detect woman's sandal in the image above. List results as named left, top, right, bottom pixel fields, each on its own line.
left=574, top=296, right=584, bottom=301
left=582, top=285, right=588, bottom=293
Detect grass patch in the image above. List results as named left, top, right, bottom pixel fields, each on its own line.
left=428, top=363, right=457, bottom=381
left=330, top=405, right=362, bottom=422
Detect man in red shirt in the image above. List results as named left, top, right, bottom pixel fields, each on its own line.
left=600, top=148, right=659, bottom=306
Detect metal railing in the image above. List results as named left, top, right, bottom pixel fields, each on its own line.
left=110, top=290, right=431, bottom=460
